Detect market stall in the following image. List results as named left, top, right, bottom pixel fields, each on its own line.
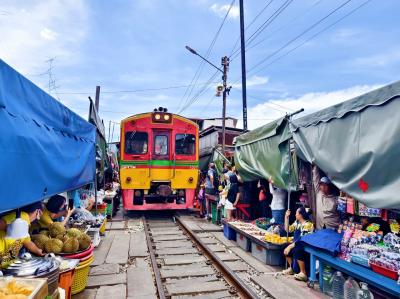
left=223, top=81, right=400, bottom=298
left=0, top=59, right=98, bottom=298
left=289, top=82, right=400, bottom=297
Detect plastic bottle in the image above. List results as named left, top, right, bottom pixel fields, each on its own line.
left=357, top=283, right=374, bottom=299
left=344, top=277, right=360, bottom=299
left=323, top=266, right=333, bottom=296
left=332, top=271, right=345, bottom=299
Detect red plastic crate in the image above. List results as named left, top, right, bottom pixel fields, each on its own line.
left=370, top=262, right=399, bottom=281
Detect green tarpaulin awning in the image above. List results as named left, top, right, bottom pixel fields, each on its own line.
left=291, top=81, right=400, bottom=209
left=234, top=117, right=296, bottom=189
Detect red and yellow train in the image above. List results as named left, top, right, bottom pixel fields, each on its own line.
left=119, top=108, right=199, bottom=210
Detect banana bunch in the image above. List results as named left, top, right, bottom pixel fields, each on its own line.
left=264, top=233, right=293, bottom=244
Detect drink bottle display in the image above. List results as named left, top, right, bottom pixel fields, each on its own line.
left=332, top=271, right=345, bottom=299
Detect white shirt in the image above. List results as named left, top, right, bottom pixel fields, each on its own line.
left=269, top=183, right=287, bottom=210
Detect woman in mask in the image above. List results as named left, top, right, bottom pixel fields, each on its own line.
left=0, top=202, right=45, bottom=263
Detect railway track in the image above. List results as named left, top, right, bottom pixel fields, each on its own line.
left=143, top=215, right=270, bottom=299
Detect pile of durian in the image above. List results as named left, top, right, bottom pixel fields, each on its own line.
left=32, top=222, right=91, bottom=254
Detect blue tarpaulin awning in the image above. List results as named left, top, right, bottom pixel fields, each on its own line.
left=0, top=59, right=96, bottom=212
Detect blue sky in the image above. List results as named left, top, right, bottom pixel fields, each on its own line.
left=1, top=0, right=399, bottom=140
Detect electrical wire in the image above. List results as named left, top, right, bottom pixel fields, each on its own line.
left=56, top=81, right=219, bottom=95
left=178, top=0, right=236, bottom=112
left=247, top=94, right=294, bottom=112
left=229, top=0, right=275, bottom=57
left=244, top=0, right=324, bottom=55
left=230, top=0, right=294, bottom=60
left=248, top=0, right=371, bottom=77
left=246, top=0, right=353, bottom=75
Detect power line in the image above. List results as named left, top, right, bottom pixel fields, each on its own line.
left=246, top=0, right=353, bottom=75
left=56, top=81, right=219, bottom=95
left=248, top=0, right=372, bottom=76
left=230, top=0, right=294, bottom=61
left=248, top=94, right=295, bottom=112
left=244, top=0, right=324, bottom=55
left=229, top=0, right=275, bottom=57
left=178, top=0, right=236, bottom=112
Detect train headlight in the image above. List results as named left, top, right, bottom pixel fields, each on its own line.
left=126, top=177, right=132, bottom=183
left=134, top=190, right=141, bottom=197
left=178, top=190, right=185, bottom=197
left=155, top=114, right=161, bottom=120
left=164, top=114, right=170, bottom=121
left=188, top=177, right=194, bottom=183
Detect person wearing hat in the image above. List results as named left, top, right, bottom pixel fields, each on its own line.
left=0, top=202, right=45, bottom=259
left=313, top=165, right=339, bottom=230
left=38, top=194, right=74, bottom=230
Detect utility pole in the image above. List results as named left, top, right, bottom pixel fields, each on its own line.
left=95, top=85, right=101, bottom=111
left=221, top=56, right=230, bottom=155
left=239, top=0, right=248, bottom=132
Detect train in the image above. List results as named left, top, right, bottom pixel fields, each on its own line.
left=119, top=107, right=199, bottom=210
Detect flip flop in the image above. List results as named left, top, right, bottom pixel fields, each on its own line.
left=294, top=272, right=308, bottom=282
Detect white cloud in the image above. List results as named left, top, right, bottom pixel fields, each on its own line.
left=232, top=75, right=269, bottom=89
left=241, top=84, right=382, bottom=129
left=0, top=0, right=89, bottom=75
left=40, top=28, right=58, bottom=40
left=349, top=49, right=400, bottom=68
left=210, top=3, right=239, bottom=19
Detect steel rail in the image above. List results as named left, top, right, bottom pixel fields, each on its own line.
left=143, top=217, right=167, bottom=299
left=175, top=215, right=260, bottom=299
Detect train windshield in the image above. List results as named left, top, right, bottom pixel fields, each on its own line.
left=125, top=131, right=148, bottom=154
left=154, top=135, right=169, bottom=155
left=175, top=134, right=195, bottom=155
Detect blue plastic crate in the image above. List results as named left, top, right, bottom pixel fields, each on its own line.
left=223, top=223, right=236, bottom=241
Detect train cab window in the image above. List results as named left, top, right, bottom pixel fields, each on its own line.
left=154, top=135, right=169, bottom=155
left=125, top=132, right=148, bottom=154
left=175, top=134, right=195, bottom=155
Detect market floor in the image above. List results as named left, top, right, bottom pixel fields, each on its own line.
left=72, top=211, right=327, bottom=299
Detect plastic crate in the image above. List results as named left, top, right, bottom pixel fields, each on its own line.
left=236, top=232, right=251, bottom=252
left=251, top=241, right=285, bottom=266
left=370, top=262, right=399, bottom=280
left=223, top=223, right=236, bottom=241
left=59, top=268, right=75, bottom=299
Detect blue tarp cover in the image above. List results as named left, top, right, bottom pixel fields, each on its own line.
left=0, top=59, right=96, bottom=212
left=299, top=229, right=343, bottom=255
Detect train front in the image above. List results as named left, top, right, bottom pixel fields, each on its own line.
left=119, top=108, right=199, bottom=210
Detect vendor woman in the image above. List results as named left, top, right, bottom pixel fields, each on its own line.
left=39, top=194, right=74, bottom=230
left=282, top=207, right=314, bottom=282
left=0, top=202, right=44, bottom=259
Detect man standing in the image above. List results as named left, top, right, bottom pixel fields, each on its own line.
left=205, top=163, right=217, bottom=219
left=313, top=165, right=339, bottom=230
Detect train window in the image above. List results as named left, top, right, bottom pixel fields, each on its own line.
left=125, top=132, right=148, bottom=154
left=154, top=135, right=169, bottom=155
left=175, top=134, right=195, bottom=155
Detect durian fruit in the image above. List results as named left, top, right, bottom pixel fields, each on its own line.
left=32, top=234, right=50, bottom=250
left=49, top=222, right=66, bottom=238
left=39, top=230, right=50, bottom=236
left=66, top=228, right=82, bottom=238
left=78, top=233, right=91, bottom=251
left=62, top=237, right=79, bottom=253
left=55, top=234, right=65, bottom=241
left=44, top=238, right=63, bottom=254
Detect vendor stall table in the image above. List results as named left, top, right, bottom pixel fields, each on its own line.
left=304, top=245, right=400, bottom=298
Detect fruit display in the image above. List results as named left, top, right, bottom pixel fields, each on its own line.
left=264, top=233, right=292, bottom=245
left=0, top=280, right=33, bottom=298
left=49, top=222, right=66, bottom=238
left=32, top=226, right=91, bottom=254
left=44, top=239, right=63, bottom=254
